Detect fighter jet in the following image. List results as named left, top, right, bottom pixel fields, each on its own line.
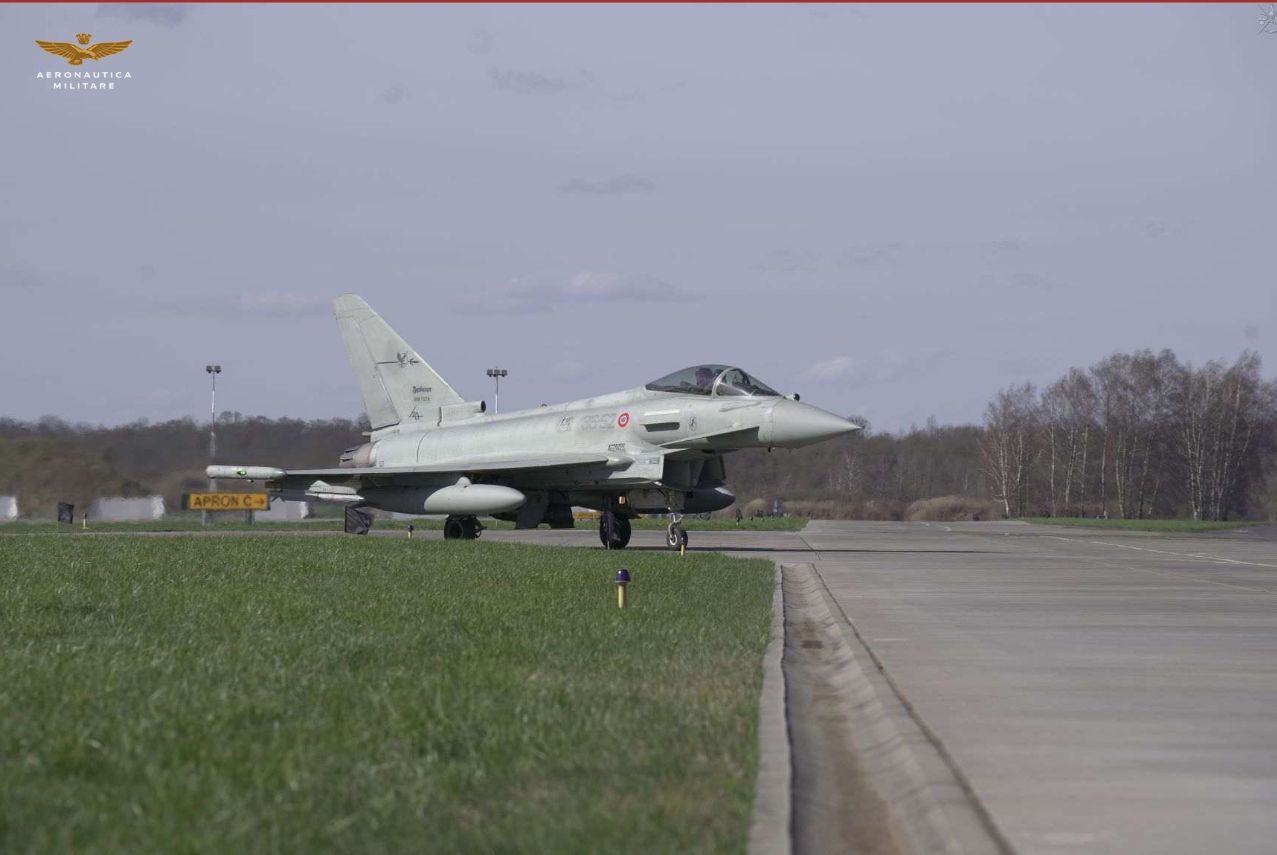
left=209, top=294, right=859, bottom=549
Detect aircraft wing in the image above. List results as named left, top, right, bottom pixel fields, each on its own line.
left=289, top=452, right=616, bottom=480
left=209, top=452, right=618, bottom=486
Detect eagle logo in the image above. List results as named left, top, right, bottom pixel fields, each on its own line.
left=35, top=33, right=132, bottom=66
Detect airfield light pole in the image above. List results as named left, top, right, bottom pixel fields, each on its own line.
left=204, top=364, right=221, bottom=526
left=486, top=367, right=507, bottom=414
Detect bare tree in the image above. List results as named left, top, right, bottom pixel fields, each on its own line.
left=980, top=383, right=1039, bottom=517
left=1170, top=352, right=1277, bottom=519
left=1041, top=369, right=1098, bottom=516
left=1090, top=351, right=1177, bottom=518
left=1173, top=358, right=1218, bottom=520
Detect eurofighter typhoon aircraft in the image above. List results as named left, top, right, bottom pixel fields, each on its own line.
left=210, top=295, right=858, bottom=549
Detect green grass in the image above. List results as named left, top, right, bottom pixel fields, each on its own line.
left=0, top=536, right=775, bottom=854
left=1028, top=517, right=1249, bottom=533
left=0, top=515, right=808, bottom=535
left=0, top=518, right=349, bottom=534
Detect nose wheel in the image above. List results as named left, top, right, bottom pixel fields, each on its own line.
left=599, top=511, right=632, bottom=549
left=665, top=514, right=688, bottom=550
left=443, top=515, right=482, bottom=540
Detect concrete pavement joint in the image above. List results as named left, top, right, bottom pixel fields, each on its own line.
left=1084, top=539, right=1277, bottom=569
left=1034, top=534, right=1277, bottom=594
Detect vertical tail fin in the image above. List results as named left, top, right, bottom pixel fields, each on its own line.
left=334, top=294, right=464, bottom=430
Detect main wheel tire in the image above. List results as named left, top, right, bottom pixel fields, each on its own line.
left=443, top=517, right=466, bottom=540
left=461, top=516, right=481, bottom=540
left=599, top=512, right=632, bottom=549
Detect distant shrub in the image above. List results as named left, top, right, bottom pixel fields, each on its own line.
left=774, top=498, right=906, bottom=521
left=905, top=495, right=1002, bottom=522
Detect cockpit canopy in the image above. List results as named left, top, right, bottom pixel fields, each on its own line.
left=645, top=365, right=781, bottom=398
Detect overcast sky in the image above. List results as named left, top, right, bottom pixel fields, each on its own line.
left=3, top=4, right=1274, bottom=432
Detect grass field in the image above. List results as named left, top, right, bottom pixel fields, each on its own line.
left=0, top=514, right=809, bottom=535
left=1028, top=517, right=1249, bottom=533
left=0, top=536, right=774, bottom=854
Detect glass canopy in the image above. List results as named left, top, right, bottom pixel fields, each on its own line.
left=645, top=365, right=780, bottom=397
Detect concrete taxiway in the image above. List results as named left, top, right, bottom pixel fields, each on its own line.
left=491, top=520, right=1277, bottom=855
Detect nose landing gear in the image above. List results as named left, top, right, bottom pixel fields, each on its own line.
left=665, top=513, right=688, bottom=551
left=599, top=511, right=632, bottom=549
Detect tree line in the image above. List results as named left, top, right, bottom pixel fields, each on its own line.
left=981, top=350, right=1276, bottom=521
left=0, top=414, right=364, bottom=518
left=1, top=348, right=1274, bottom=521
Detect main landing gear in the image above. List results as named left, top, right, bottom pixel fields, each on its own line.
left=665, top=513, right=688, bottom=551
left=599, top=511, right=632, bottom=550
left=443, top=515, right=482, bottom=540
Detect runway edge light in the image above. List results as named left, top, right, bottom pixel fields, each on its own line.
left=615, top=568, right=630, bottom=609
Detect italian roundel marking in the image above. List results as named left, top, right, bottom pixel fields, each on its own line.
left=617, top=412, right=631, bottom=428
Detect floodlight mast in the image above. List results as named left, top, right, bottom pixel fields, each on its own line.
left=204, top=364, right=221, bottom=526
left=486, top=367, right=508, bottom=414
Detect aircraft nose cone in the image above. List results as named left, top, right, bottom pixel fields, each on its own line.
left=768, top=400, right=860, bottom=448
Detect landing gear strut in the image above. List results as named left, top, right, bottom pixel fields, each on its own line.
left=665, top=513, right=688, bottom=551
left=443, top=515, right=482, bottom=540
left=599, top=511, right=632, bottom=550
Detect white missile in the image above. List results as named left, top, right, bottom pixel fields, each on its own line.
left=207, top=465, right=285, bottom=481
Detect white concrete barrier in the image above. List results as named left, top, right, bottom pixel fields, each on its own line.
left=89, top=496, right=165, bottom=521
left=0, top=496, right=17, bottom=521
left=256, top=500, right=313, bottom=521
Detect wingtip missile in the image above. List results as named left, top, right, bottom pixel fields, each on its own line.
left=207, top=465, right=285, bottom=481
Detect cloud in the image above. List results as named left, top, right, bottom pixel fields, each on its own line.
left=468, top=28, right=493, bottom=56
left=1009, top=271, right=1059, bottom=291
left=1244, top=324, right=1260, bottom=342
left=981, top=238, right=1022, bottom=256
left=839, top=242, right=905, bottom=269
left=377, top=84, right=408, bottom=105
left=489, top=65, right=591, bottom=94
left=235, top=292, right=330, bottom=316
left=755, top=248, right=819, bottom=273
left=459, top=271, right=686, bottom=315
left=522, top=271, right=680, bottom=307
left=801, top=356, right=854, bottom=381
left=488, top=63, right=651, bottom=108
left=978, top=271, right=1061, bottom=293
left=558, top=175, right=655, bottom=196
left=551, top=360, right=590, bottom=382
left=805, top=4, right=865, bottom=19
left=0, top=267, right=43, bottom=290
left=607, top=90, right=646, bottom=106
left=153, top=291, right=330, bottom=318
left=97, top=4, right=192, bottom=27
left=800, top=351, right=926, bottom=385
